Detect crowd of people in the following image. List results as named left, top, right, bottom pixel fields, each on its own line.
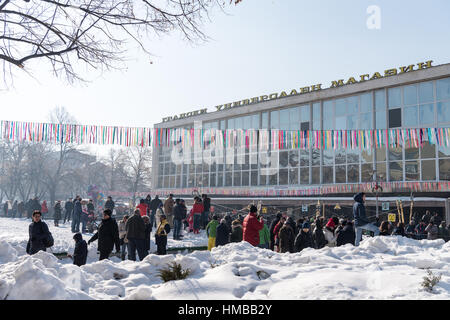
left=9, top=191, right=450, bottom=269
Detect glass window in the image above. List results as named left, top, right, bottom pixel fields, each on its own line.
left=269, top=173, right=277, bottom=186
left=335, top=149, right=346, bottom=165
left=437, top=101, right=450, bottom=123
left=300, top=167, right=309, bottom=184
left=280, top=109, right=290, bottom=129
left=289, top=150, right=299, bottom=167
left=218, top=173, right=223, bottom=186
left=437, top=78, right=450, bottom=100
left=251, top=171, right=258, bottom=186
left=313, top=103, right=321, bottom=130
left=289, top=168, right=298, bottom=185
left=323, top=167, right=333, bottom=184
left=422, top=160, right=436, bottom=181
left=419, top=81, right=434, bottom=103
left=389, top=147, right=403, bottom=161
left=347, top=149, right=359, bottom=164
left=279, top=151, right=289, bottom=168
left=300, top=105, right=310, bottom=122
left=376, top=162, right=387, bottom=181
left=262, top=112, right=269, bottom=129
left=336, top=166, right=346, bottom=183
left=388, top=87, right=401, bottom=109
left=259, top=172, right=267, bottom=186
left=360, top=93, right=372, bottom=113
left=421, top=140, right=436, bottom=159
left=405, top=161, right=419, bottom=181
left=348, top=115, right=359, bottom=130
left=439, top=159, right=450, bottom=181
left=389, top=161, right=403, bottom=181
left=312, top=167, right=320, bottom=184
left=403, top=85, right=418, bottom=106
left=360, top=113, right=373, bottom=129
left=335, top=116, right=346, bottom=129
left=347, top=164, right=359, bottom=183
left=405, top=145, right=419, bottom=160
left=335, top=98, right=347, bottom=116
left=233, top=171, right=241, bottom=186
left=220, top=120, right=226, bottom=130
left=361, top=163, right=374, bottom=182
left=270, top=111, right=279, bottom=129
left=228, top=118, right=235, bottom=130
left=389, top=108, right=401, bottom=128
left=403, top=106, right=418, bottom=127
left=289, top=107, right=300, bottom=128
left=312, top=149, right=320, bottom=166
left=279, top=169, right=288, bottom=185
left=323, top=149, right=334, bottom=166
left=252, top=114, right=260, bottom=129
left=376, top=111, right=387, bottom=129
left=438, top=145, right=450, bottom=158
left=375, top=90, right=386, bottom=111
left=324, top=100, right=333, bottom=114
left=348, top=96, right=359, bottom=114
left=361, top=149, right=373, bottom=164
left=225, top=172, right=232, bottom=186
left=419, top=104, right=435, bottom=126
left=210, top=174, right=216, bottom=187
left=242, top=171, right=249, bottom=186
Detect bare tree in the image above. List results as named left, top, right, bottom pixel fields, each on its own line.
left=0, top=0, right=242, bottom=86
left=123, top=146, right=151, bottom=206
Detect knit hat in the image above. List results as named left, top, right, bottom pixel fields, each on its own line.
left=326, top=218, right=335, bottom=229
left=302, top=222, right=310, bottom=229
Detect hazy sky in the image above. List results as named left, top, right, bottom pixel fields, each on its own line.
left=2, top=0, right=450, bottom=135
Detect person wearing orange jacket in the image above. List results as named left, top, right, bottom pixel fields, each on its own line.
left=136, top=199, right=148, bottom=217
left=242, top=205, right=264, bottom=246
left=191, top=196, right=204, bottom=234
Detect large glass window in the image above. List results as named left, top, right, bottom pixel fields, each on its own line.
left=375, top=89, right=386, bottom=111
left=388, top=87, right=401, bottom=109
left=403, top=85, right=418, bottom=106
left=389, top=161, right=403, bottom=181
left=422, top=160, right=436, bottom=181
left=437, top=101, right=450, bottom=123
left=389, top=108, right=401, bottom=128
left=439, top=159, right=450, bottom=181
left=437, top=77, right=450, bottom=100
left=419, top=81, right=434, bottom=103
left=419, top=104, right=435, bottom=126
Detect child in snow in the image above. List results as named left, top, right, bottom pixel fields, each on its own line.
left=206, top=215, right=219, bottom=251
left=68, top=233, right=88, bottom=267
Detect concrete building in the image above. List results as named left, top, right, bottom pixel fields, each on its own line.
left=153, top=61, right=450, bottom=223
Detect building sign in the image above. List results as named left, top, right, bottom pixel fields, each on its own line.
left=382, top=202, right=390, bottom=211
left=302, top=204, right=308, bottom=212
left=162, top=61, right=433, bottom=122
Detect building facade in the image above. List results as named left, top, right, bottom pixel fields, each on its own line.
left=153, top=61, right=450, bottom=221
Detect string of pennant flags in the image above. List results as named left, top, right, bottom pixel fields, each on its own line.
left=104, top=181, right=450, bottom=198
left=1, top=120, right=449, bottom=150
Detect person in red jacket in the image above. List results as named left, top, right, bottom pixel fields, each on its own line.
left=41, top=200, right=48, bottom=218
left=191, top=197, right=204, bottom=234
left=136, top=199, right=148, bottom=217
left=242, top=205, right=264, bottom=246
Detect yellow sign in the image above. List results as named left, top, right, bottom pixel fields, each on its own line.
left=388, top=214, right=397, bottom=223
left=262, top=207, right=267, bottom=214
left=162, top=60, right=433, bottom=122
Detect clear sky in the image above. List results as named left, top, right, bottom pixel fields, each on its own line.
left=1, top=0, right=450, bottom=133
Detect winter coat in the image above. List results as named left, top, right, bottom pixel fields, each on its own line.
left=269, top=217, right=281, bottom=244
left=278, top=223, right=295, bottom=253
left=125, top=213, right=146, bottom=239
left=150, top=198, right=163, bottom=212
left=104, top=199, right=115, bottom=211
left=259, top=224, right=270, bottom=246
left=203, top=197, right=211, bottom=212
left=312, top=226, right=327, bottom=249
left=294, top=230, right=314, bottom=252
left=73, top=233, right=88, bottom=267
left=215, top=222, right=230, bottom=247
left=118, top=220, right=128, bottom=243
left=173, top=204, right=187, bottom=221
left=415, top=223, right=427, bottom=235
left=136, top=203, right=148, bottom=217
left=273, top=221, right=284, bottom=244
left=155, top=219, right=171, bottom=237
left=336, top=224, right=356, bottom=246
left=32, top=199, right=41, bottom=212
left=26, top=221, right=52, bottom=255
left=206, top=219, right=219, bottom=238
left=425, top=224, right=439, bottom=240
left=41, top=201, right=48, bottom=214
left=163, top=198, right=174, bottom=214
left=144, top=223, right=152, bottom=251
left=323, top=227, right=337, bottom=247
left=54, top=203, right=62, bottom=220
left=192, top=203, right=204, bottom=215
left=353, top=193, right=369, bottom=227
left=18, top=202, right=25, bottom=215
left=73, top=200, right=82, bottom=219
left=242, top=212, right=264, bottom=246
left=65, top=201, right=74, bottom=213
left=224, top=214, right=232, bottom=231
left=230, top=221, right=243, bottom=243
left=89, top=218, right=120, bottom=253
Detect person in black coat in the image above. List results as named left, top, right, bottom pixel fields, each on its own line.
left=269, top=213, right=282, bottom=251
left=104, top=196, right=115, bottom=212
left=69, top=233, right=88, bottom=267
left=215, top=219, right=230, bottom=247
left=336, top=220, right=356, bottom=246
left=64, top=198, right=74, bottom=223
left=18, top=201, right=25, bottom=218
left=142, top=216, right=152, bottom=256
left=312, top=218, right=327, bottom=249
left=294, top=222, right=314, bottom=253
left=173, top=199, right=186, bottom=240
left=26, top=199, right=34, bottom=219
left=54, top=201, right=62, bottom=226
left=150, top=195, right=163, bottom=228
left=88, top=209, right=120, bottom=260
left=144, top=194, right=152, bottom=216
left=26, top=211, right=53, bottom=255
left=125, top=209, right=147, bottom=261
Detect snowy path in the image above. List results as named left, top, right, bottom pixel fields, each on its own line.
left=0, top=217, right=449, bottom=300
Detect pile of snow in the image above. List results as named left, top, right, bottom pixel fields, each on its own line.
left=0, top=217, right=449, bottom=300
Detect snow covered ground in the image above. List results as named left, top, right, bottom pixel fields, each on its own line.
left=0, top=217, right=449, bottom=300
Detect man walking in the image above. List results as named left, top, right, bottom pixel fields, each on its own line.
left=353, top=192, right=379, bottom=246
left=88, top=209, right=120, bottom=260
left=125, top=209, right=147, bottom=261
